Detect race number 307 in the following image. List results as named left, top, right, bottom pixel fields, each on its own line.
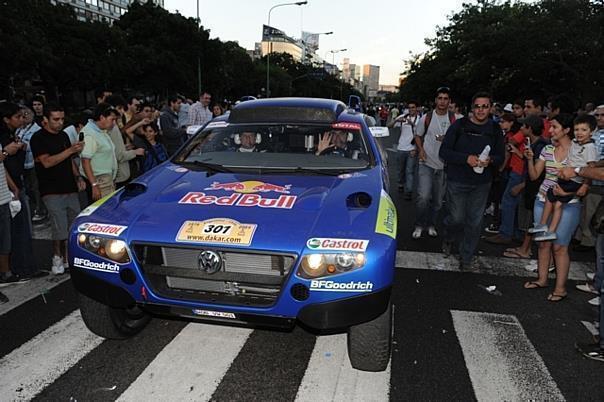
left=203, top=224, right=232, bottom=234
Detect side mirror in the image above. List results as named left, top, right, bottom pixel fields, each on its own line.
left=186, top=125, right=202, bottom=136
left=369, top=127, right=390, bottom=138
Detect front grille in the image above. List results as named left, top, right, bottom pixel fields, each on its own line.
left=133, top=243, right=296, bottom=307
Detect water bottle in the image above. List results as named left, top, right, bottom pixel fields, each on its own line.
left=473, top=145, right=491, bottom=174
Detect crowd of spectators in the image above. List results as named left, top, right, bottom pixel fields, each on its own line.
left=0, top=89, right=229, bottom=304
left=388, top=88, right=604, bottom=361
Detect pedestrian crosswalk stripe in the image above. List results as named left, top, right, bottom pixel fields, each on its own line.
left=451, top=310, right=564, bottom=401
left=0, top=310, right=103, bottom=401
left=396, top=250, right=592, bottom=281
left=117, top=323, right=252, bottom=402
left=295, top=333, right=391, bottom=402
left=0, top=274, right=70, bottom=316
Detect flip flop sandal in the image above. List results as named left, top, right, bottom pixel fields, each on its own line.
left=503, top=250, right=531, bottom=259
left=524, top=281, right=548, bottom=289
left=547, top=293, right=567, bottom=302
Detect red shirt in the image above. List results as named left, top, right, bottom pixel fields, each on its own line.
left=542, top=118, right=551, bottom=138
left=507, top=131, right=526, bottom=175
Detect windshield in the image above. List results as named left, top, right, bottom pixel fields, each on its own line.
left=173, top=123, right=374, bottom=174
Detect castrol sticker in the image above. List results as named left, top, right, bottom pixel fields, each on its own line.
left=77, top=223, right=127, bottom=237
left=176, top=218, right=257, bottom=246
left=306, top=238, right=369, bottom=252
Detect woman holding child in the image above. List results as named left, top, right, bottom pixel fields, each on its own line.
left=523, top=113, right=595, bottom=302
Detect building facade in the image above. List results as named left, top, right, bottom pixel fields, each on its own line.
left=362, top=65, right=380, bottom=98
left=53, top=0, right=164, bottom=23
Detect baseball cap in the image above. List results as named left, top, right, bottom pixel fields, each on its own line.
left=503, top=103, right=513, bottom=113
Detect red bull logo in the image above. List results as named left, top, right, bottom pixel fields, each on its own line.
left=179, top=192, right=297, bottom=209
left=205, top=181, right=291, bottom=194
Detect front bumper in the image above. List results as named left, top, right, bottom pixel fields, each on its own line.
left=71, top=267, right=391, bottom=330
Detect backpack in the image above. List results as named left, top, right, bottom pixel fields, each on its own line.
left=423, top=110, right=457, bottom=135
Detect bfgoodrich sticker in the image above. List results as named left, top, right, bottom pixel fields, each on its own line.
left=306, top=238, right=369, bottom=252
left=310, top=280, right=373, bottom=292
left=73, top=257, right=120, bottom=273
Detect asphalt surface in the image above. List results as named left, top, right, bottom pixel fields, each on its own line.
left=1, top=127, right=601, bottom=401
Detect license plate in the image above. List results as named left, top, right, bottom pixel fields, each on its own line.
left=192, top=309, right=236, bottom=319
left=176, top=218, right=257, bottom=246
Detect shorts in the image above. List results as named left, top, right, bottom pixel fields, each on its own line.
left=0, top=203, right=11, bottom=254
left=97, top=174, right=115, bottom=198
left=533, top=199, right=581, bottom=246
left=546, top=179, right=581, bottom=203
left=43, top=193, right=81, bottom=240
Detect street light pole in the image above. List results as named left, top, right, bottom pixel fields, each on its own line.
left=330, top=48, right=347, bottom=65
left=197, top=0, right=201, bottom=95
left=266, top=1, right=307, bottom=98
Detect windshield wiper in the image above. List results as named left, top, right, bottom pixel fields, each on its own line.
left=279, top=167, right=351, bottom=176
left=180, top=160, right=233, bottom=176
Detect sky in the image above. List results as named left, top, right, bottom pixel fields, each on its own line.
left=163, top=0, right=471, bottom=85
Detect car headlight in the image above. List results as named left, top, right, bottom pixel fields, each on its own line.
left=298, top=253, right=365, bottom=279
left=77, top=234, right=130, bottom=263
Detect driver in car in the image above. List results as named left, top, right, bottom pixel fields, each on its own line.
left=235, top=131, right=265, bottom=153
left=315, top=130, right=358, bottom=159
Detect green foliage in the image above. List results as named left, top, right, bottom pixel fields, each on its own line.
left=0, top=0, right=358, bottom=104
left=399, top=0, right=604, bottom=106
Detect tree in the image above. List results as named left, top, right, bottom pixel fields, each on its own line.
left=0, top=0, right=361, bottom=106
left=399, top=0, right=604, bottom=106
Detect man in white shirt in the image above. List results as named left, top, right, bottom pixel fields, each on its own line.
left=389, top=100, right=419, bottom=200
left=412, top=87, right=456, bottom=239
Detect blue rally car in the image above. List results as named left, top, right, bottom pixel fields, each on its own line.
left=69, top=97, right=397, bottom=371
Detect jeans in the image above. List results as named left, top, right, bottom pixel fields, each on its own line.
left=23, top=168, right=45, bottom=216
left=598, top=234, right=604, bottom=349
left=600, top=278, right=604, bottom=349
left=398, top=150, right=417, bottom=194
left=10, top=190, right=36, bottom=276
left=533, top=199, right=581, bottom=246
left=415, top=163, right=445, bottom=227
left=499, top=171, right=524, bottom=239
left=596, top=234, right=604, bottom=294
left=443, top=181, right=491, bottom=263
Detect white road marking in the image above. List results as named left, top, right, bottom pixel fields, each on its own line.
left=0, top=310, right=103, bottom=401
left=117, top=323, right=252, bottom=402
left=396, top=250, right=592, bottom=281
left=0, top=274, right=70, bottom=316
left=295, top=333, right=390, bottom=402
left=451, top=310, right=564, bottom=402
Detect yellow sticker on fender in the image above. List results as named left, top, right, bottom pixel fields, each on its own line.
left=176, top=218, right=257, bottom=246
left=375, top=190, right=397, bottom=239
left=77, top=189, right=120, bottom=217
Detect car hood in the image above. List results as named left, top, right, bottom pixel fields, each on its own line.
left=83, top=164, right=384, bottom=253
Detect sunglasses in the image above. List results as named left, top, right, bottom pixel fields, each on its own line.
left=473, top=104, right=491, bottom=110
left=595, top=113, right=604, bottom=117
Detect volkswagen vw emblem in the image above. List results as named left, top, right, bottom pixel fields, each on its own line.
left=198, top=250, right=222, bottom=274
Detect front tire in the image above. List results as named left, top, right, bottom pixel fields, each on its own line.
left=347, top=301, right=392, bottom=372
left=78, top=292, right=151, bottom=339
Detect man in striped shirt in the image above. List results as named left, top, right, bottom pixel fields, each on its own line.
left=0, top=140, right=24, bottom=303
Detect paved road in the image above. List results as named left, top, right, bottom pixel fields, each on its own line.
left=1, top=127, right=601, bottom=401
